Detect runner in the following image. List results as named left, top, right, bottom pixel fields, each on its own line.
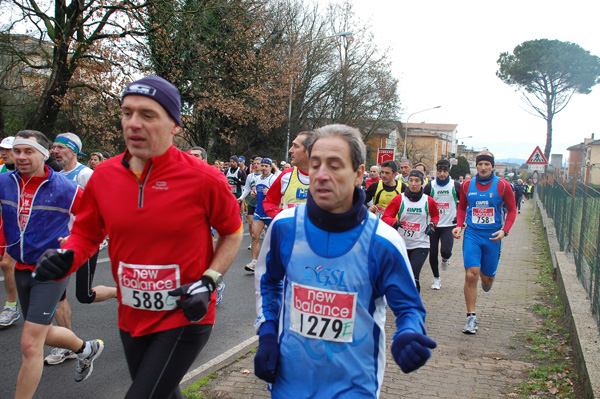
left=364, top=160, right=401, bottom=217
left=1, top=130, right=103, bottom=398
left=415, top=162, right=430, bottom=185
left=263, top=131, right=313, bottom=218
left=382, top=169, right=439, bottom=292
left=226, top=155, right=246, bottom=200
left=243, top=158, right=276, bottom=272
left=0, top=136, right=20, bottom=328
left=45, top=133, right=117, bottom=366
left=238, top=157, right=262, bottom=250
left=365, top=164, right=380, bottom=188
left=424, top=159, right=461, bottom=290
left=253, top=124, right=435, bottom=397
left=396, top=158, right=412, bottom=190
left=34, top=75, right=243, bottom=398
left=452, top=150, right=517, bottom=334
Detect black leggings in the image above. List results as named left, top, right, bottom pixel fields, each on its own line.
left=407, top=248, right=429, bottom=292
left=75, top=250, right=99, bottom=303
left=120, top=324, right=213, bottom=399
left=429, top=226, right=455, bottom=278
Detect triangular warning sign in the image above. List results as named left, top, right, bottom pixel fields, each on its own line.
left=526, top=146, right=548, bottom=165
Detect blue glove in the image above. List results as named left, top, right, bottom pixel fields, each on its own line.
left=168, top=276, right=215, bottom=322
left=391, top=332, right=436, bottom=373
left=33, top=249, right=74, bottom=281
left=254, top=321, right=279, bottom=383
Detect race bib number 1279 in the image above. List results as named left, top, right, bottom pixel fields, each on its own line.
left=118, top=262, right=180, bottom=311
left=289, top=282, right=357, bottom=343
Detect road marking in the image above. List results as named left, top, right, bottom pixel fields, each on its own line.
left=0, top=276, right=3, bottom=282
left=181, top=335, right=258, bottom=385
left=98, top=257, right=110, bottom=264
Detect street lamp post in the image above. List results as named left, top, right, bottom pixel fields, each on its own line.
left=285, top=31, right=353, bottom=162
left=401, top=105, right=442, bottom=160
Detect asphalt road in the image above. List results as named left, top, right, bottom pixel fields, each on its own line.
left=0, top=231, right=257, bottom=398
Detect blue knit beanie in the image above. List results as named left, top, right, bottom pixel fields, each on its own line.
left=122, top=76, right=181, bottom=125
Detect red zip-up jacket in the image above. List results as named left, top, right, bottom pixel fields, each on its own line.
left=64, top=146, right=241, bottom=337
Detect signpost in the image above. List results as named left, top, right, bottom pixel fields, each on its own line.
left=377, top=148, right=395, bottom=165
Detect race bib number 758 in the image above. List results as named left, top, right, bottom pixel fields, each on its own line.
left=118, top=262, right=180, bottom=311
left=472, top=207, right=495, bottom=224
left=289, top=282, right=357, bottom=343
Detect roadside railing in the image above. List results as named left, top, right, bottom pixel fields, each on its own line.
left=537, top=177, right=600, bottom=330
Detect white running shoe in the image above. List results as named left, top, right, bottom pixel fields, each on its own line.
left=244, top=260, right=256, bottom=273
left=462, top=315, right=478, bottom=334
left=0, top=306, right=20, bottom=327
left=45, top=347, right=77, bottom=365
left=247, top=244, right=252, bottom=250
left=441, top=258, right=450, bottom=271
left=430, top=277, right=441, bottom=290
left=75, top=339, right=104, bottom=382
left=216, top=282, right=226, bottom=305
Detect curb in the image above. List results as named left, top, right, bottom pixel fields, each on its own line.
left=181, top=335, right=258, bottom=388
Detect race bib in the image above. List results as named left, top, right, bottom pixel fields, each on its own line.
left=438, top=202, right=450, bottom=214
left=285, top=203, right=301, bottom=209
left=289, top=282, right=357, bottom=343
left=118, top=262, right=180, bottom=311
left=375, top=205, right=386, bottom=218
left=472, top=207, right=495, bottom=224
left=230, top=185, right=237, bottom=194
left=400, top=221, right=421, bottom=238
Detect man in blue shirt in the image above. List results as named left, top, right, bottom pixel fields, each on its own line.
left=253, top=124, right=436, bottom=398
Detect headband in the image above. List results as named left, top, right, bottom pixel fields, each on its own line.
left=475, top=154, right=494, bottom=167
left=54, top=136, right=86, bottom=156
left=408, top=169, right=424, bottom=182
left=13, top=138, right=50, bottom=159
left=261, top=157, right=273, bottom=166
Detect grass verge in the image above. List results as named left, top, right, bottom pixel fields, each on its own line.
left=506, top=209, right=581, bottom=398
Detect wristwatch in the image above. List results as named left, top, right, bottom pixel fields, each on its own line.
left=203, top=269, right=223, bottom=286
left=501, top=229, right=509, bottom=236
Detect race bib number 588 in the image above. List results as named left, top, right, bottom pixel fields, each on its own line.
left=118, top=262, right=180, bottom=311
left=289, top=283, right=357, bottom=343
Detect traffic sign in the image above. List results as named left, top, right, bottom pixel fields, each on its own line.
left=377, top=148, right=395, bottom=165
left=526, top=146, right=548, bottom=165
left=532, top=170, right=539, bottom=185
left=450, top=158, right=458, bottom=165
left=528, top=164, right=545, bottom=173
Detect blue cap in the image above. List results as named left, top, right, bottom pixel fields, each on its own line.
left=261, top=157, right=272, bottom=166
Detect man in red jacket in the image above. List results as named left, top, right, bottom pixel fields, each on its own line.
left=35, top=75, right=243, bottom=398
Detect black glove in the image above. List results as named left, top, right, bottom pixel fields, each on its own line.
left=392, top=220, right=403, bottom=229
left=426, top=222, right=436, bottom=236
left=168, top=276, right=215, bottom=322
left=34, top=249, right=74, bottom=281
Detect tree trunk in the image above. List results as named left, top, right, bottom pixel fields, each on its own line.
left=544, top=101, right=553, bottom=161
left=25, top=40, right=74, bottom=136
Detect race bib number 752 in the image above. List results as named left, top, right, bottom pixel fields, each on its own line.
left=289, top=282, right=357, bottom=343
left=118, top=262, right=180, bottom=311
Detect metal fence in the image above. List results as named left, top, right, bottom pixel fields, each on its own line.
left=537, top=177, right=600, bottom=330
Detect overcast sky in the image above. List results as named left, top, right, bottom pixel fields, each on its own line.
left=349, top=0, right=600, bottom=161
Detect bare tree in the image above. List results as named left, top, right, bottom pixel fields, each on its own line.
left=1, top=0, right=151, bottom=135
